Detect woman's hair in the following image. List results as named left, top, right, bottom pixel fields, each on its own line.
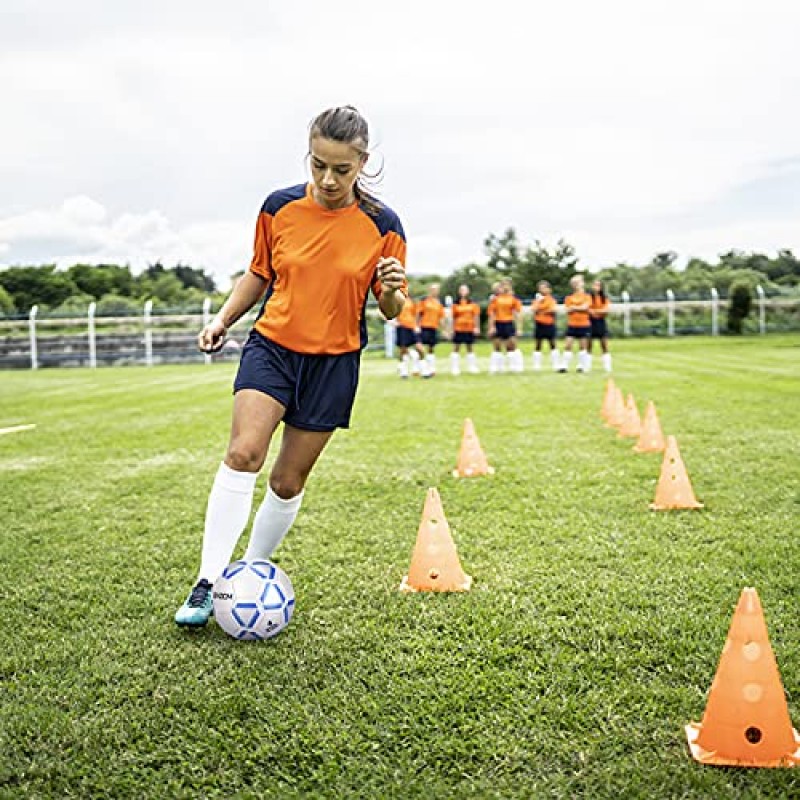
left=308, top=105, right=382, bottom=215
left=592, top=279, right=606, bottom=300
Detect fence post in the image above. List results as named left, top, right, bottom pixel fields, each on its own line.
left=666, top=289, right=675, bottom=336
left=621, top=290, right=631, bottom=336
left=756, top=285, right=766, bottom=334
left=144, top=300, right=153, bottom=366
left=29, top=305, right=39, bottom=370
left=88, top=301, right=97, bottom=368
left=202, top=297, right=212, bottom=365
left=384, top=320, right=394, bottom=359
left=710, top=287, right=719, bottom=336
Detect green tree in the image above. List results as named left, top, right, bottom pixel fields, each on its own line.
left=483, top=228, right=521, bottom=275
left=96, top=294, right=141, bottom=316
left=0, top=284, right=15, bottom=315
left=440, top=263, right=497, bottom=302
left=513, top=238, right=579, bottom=298
left=727, top=282, right=752, bottom=334
left=0, top=265, right=77, bottom=310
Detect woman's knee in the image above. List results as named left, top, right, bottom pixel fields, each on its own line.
left=225, top=440, right=266, bottom=473
left=269, top=470, right=306, bottom=499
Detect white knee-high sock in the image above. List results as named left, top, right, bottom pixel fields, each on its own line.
left=243, top=487, right=304, bottom=561
left=602, top=353, right=612, bottom=372
left=426, top=353, right=437, bottom=373
left=532, top=351, right=542, bottom=370
left=562, top=351, right=573, bottom=370
left=550, top=349, right=560, bottom=370
left=197, top=462, right=258, bottom=583
left=450, top=352, right=461, bottom=375
left=466, top=352, right=478, bottom=372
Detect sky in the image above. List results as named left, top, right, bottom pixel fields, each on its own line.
left=0, top=0, right=798, bottom=288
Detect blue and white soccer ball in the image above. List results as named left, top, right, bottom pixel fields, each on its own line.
left=212, top=559, right=295, bottom=640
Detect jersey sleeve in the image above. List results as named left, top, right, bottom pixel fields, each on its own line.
left=371, top=210, right=408, bottom=300
left=248, top=212, right=274, bottom=281
left=513, top=297, right=522, bottom=312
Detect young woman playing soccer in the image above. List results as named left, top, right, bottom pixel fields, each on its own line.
left=487, top=278, right=523, bottom=373
left=418, top=283, right=445, bottom=376
left=449, top=283, right=481, bottom=375
left=589, top=279, right=613, bottom=373
left=395, top=295, right=429, bottom=379
left=559, top=274, right=592, bottom=373
left=175, top=106, right=407, bottom=627
left=531, top=280, right=558, bottom=371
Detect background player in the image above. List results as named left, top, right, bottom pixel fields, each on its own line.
left=531, top=280, right=558, bottom=371
left=418, top=283, right=445, bottom=376
left=449, top=283, right=481, bottom=375
left=487, top=278, right=523, bottom=373
left=589, top=279, right=613, bottom=373
left=394, top=295, right=429, bottom=378
left=559, top=274, right=592, bottom=373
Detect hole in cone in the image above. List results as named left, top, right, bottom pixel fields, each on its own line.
left=670, top=458, right=676, bottom=464
left=742, top=641, right=761, bottom=662
left=429, top=569, right=439, bottom=580
left=745, top=726, right=763, bottom=744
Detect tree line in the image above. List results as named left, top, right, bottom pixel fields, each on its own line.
left=1, top=230, right=799, bottom=317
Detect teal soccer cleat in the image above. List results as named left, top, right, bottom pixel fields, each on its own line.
left=175, top=579, right=214, bottom=627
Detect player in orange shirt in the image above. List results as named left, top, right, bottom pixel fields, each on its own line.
left=176, top=106, right=408, bottom=628
left=530, top=280, right=559, bottom=371
left=559, top=274, right=592, bottom=373
left=418, top=283, right=446, bottom=375
left=487, top=278, right=523, bottom=373
left=394, top=295, right=429, bottom=378
left=589, top=279, right=613, bottom=373
left=449, top=283, right=481, bottom=375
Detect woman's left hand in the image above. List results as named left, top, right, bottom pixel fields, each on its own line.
left=376, top=257, right=405, bottom=293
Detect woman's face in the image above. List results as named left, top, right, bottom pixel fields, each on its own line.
left=309, top=136, right=366, bottom=209
left=593, top=280, right=602, bottom=293
left=458, top=284, right=469, bottom=299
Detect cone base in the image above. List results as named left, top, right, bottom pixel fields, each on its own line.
left=399, top=574, right=473, bottom=593
left=452, top=467, right=495, bottom=478
left=685, top=722, right=800, bottom=768
left=633, top=443, right=665, bottom=453
left=650, top=501, right=704, bottom=511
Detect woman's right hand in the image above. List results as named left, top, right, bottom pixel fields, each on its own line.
left=197, top=317, right=228, bottom=353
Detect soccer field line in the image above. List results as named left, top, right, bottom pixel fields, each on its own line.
left=0, top=423, right=36, bottom=436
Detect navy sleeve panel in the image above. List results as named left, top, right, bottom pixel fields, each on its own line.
left=261, top=184, right=307, bottom=216
left=364, top=203, right=406, bottom=241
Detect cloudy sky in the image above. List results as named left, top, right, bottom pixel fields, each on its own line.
left=1, top=0, right=798, bottom=288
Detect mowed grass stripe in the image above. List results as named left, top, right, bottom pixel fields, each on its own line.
left=1, top=335, right=799, bottom=798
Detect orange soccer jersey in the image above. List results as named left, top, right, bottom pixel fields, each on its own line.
left=488, top=294, right=522, bottom=323
left=533, top=295, right=556, bottom=325
left=397, top=297, right=418, bottom=329
left=248, top=183, right=407, bottom=354
left=590, top=294, right=610, bottom=318
left=419, top=297, right=445, bottom=329
left=451, top=300, right=480, bottom=333
left=565, top=291, right=591, bottom=328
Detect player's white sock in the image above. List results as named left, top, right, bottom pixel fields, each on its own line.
left=532, top=351, right=542, bottom=371
left=602, top=353, right=612, bottom=372
left=467, top=352, right=479, bottom=373
left=450, top=352, right=461, bottom=375
left=509, top=350, right=523, bottom=372
left=551, top=350, right=560, bottom=371
left=409, top=349, right=420, bottom=374
left=426, top=353, right=436, bottom=374
left=243, top=486, right=304, bottom=561
left=562, top=351, right=573, bottom=371
left=419, top=357, right=431, bottom=378
left=584, top=352, right=592, bottom=372
left=197, top=462, right=258, bottom=583
left=489, top=351, right=501, bottom=374
left=398, top=355, right=409, bottom=378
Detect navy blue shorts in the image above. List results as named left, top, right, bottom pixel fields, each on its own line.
left=453, top=331, right=475, bottom=345
left=233, top=331, right=360, bottom=432
left=420, top=327, right=438, bottom=348
left=494, top=321, right=516, bottom=340
left=534, top=322, right=556, bottom=341
left=591, top=318, right=609, bottom=338
left=565, top=325, right=591, bottom=339
left=396, top=326, right=419, bottom=349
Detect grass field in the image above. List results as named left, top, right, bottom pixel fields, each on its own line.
left=2, top=335, right=799, bottom=798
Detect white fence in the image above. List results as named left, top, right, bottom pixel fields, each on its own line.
left=1, top=288, right=797, bottom=369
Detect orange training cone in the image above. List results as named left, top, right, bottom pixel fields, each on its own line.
left=617, top=393, right=642, bottom=438
left=605, top=385, right=625, bottom=429
left=650, top=435, right=703, bottom=510
left=452, top=418, right=494, bottom=478
left=399, top=488, right=472, bottom=593
left=686, top=588, right=800, bottom=767
left=601, top=378, right=616, bottom=421
left=633, top=401, right=666, bottom=453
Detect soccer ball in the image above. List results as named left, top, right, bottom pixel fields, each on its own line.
left=212, top=559, right=295, bottom=640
